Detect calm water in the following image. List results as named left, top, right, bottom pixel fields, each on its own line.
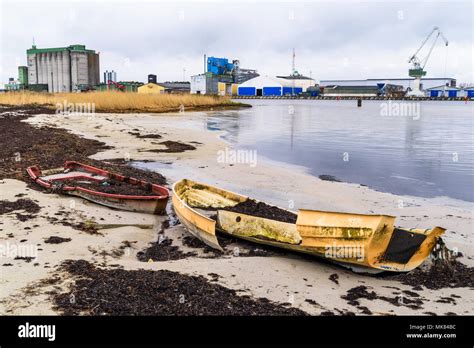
left=202, top=100, right=474, bottom=202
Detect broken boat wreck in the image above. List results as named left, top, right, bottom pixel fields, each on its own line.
left=172, top=179, right=445, bottom=272
left=27, top=161, right=169, bottom=214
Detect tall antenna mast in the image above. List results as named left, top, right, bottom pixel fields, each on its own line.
left=292, top=48, right=296, bottom=75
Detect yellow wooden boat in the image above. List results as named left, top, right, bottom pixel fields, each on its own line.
left=172, top=179, right=445, bottom=272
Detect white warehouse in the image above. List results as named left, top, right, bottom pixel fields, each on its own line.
left=320, top=78, right=456, bottom=92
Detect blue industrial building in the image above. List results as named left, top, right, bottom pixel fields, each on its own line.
left=282, top=86, right=303, bottom=95
left=426, top=85, right=462, bottom=98
left=207, top=57, right=234, bottom=76
left=238, top=76, right=282, bottom=96
left=464, top=87, right=474, bottom=98
left=238, top=76, right=304, bottom=96
left=191, top=55, right=259, bottom=95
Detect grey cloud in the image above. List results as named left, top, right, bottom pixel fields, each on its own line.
left=0, top=0, right=472, bottom=83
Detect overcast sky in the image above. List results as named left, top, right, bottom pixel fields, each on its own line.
left=0, top=0, right=472, bottom=84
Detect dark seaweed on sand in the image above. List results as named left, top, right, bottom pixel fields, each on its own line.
left=53, top=260, right=307, bottom=316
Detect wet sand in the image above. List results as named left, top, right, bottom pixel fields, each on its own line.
left=1, top=108, right=473, bottom=315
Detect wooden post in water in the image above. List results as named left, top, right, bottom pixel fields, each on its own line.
left=357, top=98, right=362, bottom=107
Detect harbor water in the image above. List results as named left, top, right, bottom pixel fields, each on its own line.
left=200, top=99, right=474, bottom=202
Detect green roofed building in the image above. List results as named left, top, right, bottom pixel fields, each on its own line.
left=26, top=44, right=100, bottom=92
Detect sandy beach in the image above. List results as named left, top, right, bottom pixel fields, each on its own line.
left=1, top=109, right=472, bottom=316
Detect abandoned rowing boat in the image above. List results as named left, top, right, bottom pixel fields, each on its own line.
left=27, top=161, right=169, bottom=214
left=172, top=179, right=445, bottom=272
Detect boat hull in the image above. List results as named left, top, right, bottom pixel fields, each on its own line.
left=172, top=178, right=445, bottom=272
left=27, top=161, right=169, bottom=215
left=68, top=188, right=168, bottom=214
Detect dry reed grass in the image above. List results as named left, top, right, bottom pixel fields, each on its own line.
left=0, top=91, right=244, bottom=113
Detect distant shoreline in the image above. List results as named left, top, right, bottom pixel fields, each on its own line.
left=233, top=96, right=471, bottom=101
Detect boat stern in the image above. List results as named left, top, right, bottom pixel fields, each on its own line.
left=368, top=226, right=446, bottom=272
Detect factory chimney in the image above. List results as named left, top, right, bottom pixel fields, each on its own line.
left=204, top=54, right=207, bottom=74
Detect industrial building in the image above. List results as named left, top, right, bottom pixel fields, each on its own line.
left=135, top=74, right=189, bottom=94
left=26, top=44, right=100, bottom=92
left=191, top=56, right=258, bottom=95
left=191, top=73, right=217, bottom=94
left=320, top=78, right=456, bottom=93
left=236, top=74, right=318, bottom=96
left=463, top=87, right=474, bottom=99
left=322, top=85, right=379, bottom=97
left=3, top=78, right=21, bottom=91
left=276, top=74, right=315, bottom=92
left=18, top=66, right=28, bottom=86
left=318, top=28, right=452, bottom=97
left=237, top=76, right=291, bottom=96
left=137, top=74, right=164, bottom=94
left=95, top=81, right=143, bottom=92
left=425, top=85, right=462, bottom=98
left=319, top=78, right=470, bottom=98
left=322, top=84, right=405, bottom=97
left=103, top=70, right=117, bottom=84
left=138, top=83, right=166, bottom=94
left=137, top=81, right=190, bottom=94
left=158, top=81, right=191, bottom=94
left=232, top=60, right=259, bottom=84
left=1, top=68, right=29, bottom=91
left=191, top=71, right=235, bottom=95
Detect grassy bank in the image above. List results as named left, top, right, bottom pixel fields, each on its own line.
left=0, top=91, right=248, bottom=113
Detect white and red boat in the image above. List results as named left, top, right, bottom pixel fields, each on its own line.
left=27, top=161, right=169, bottom=214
